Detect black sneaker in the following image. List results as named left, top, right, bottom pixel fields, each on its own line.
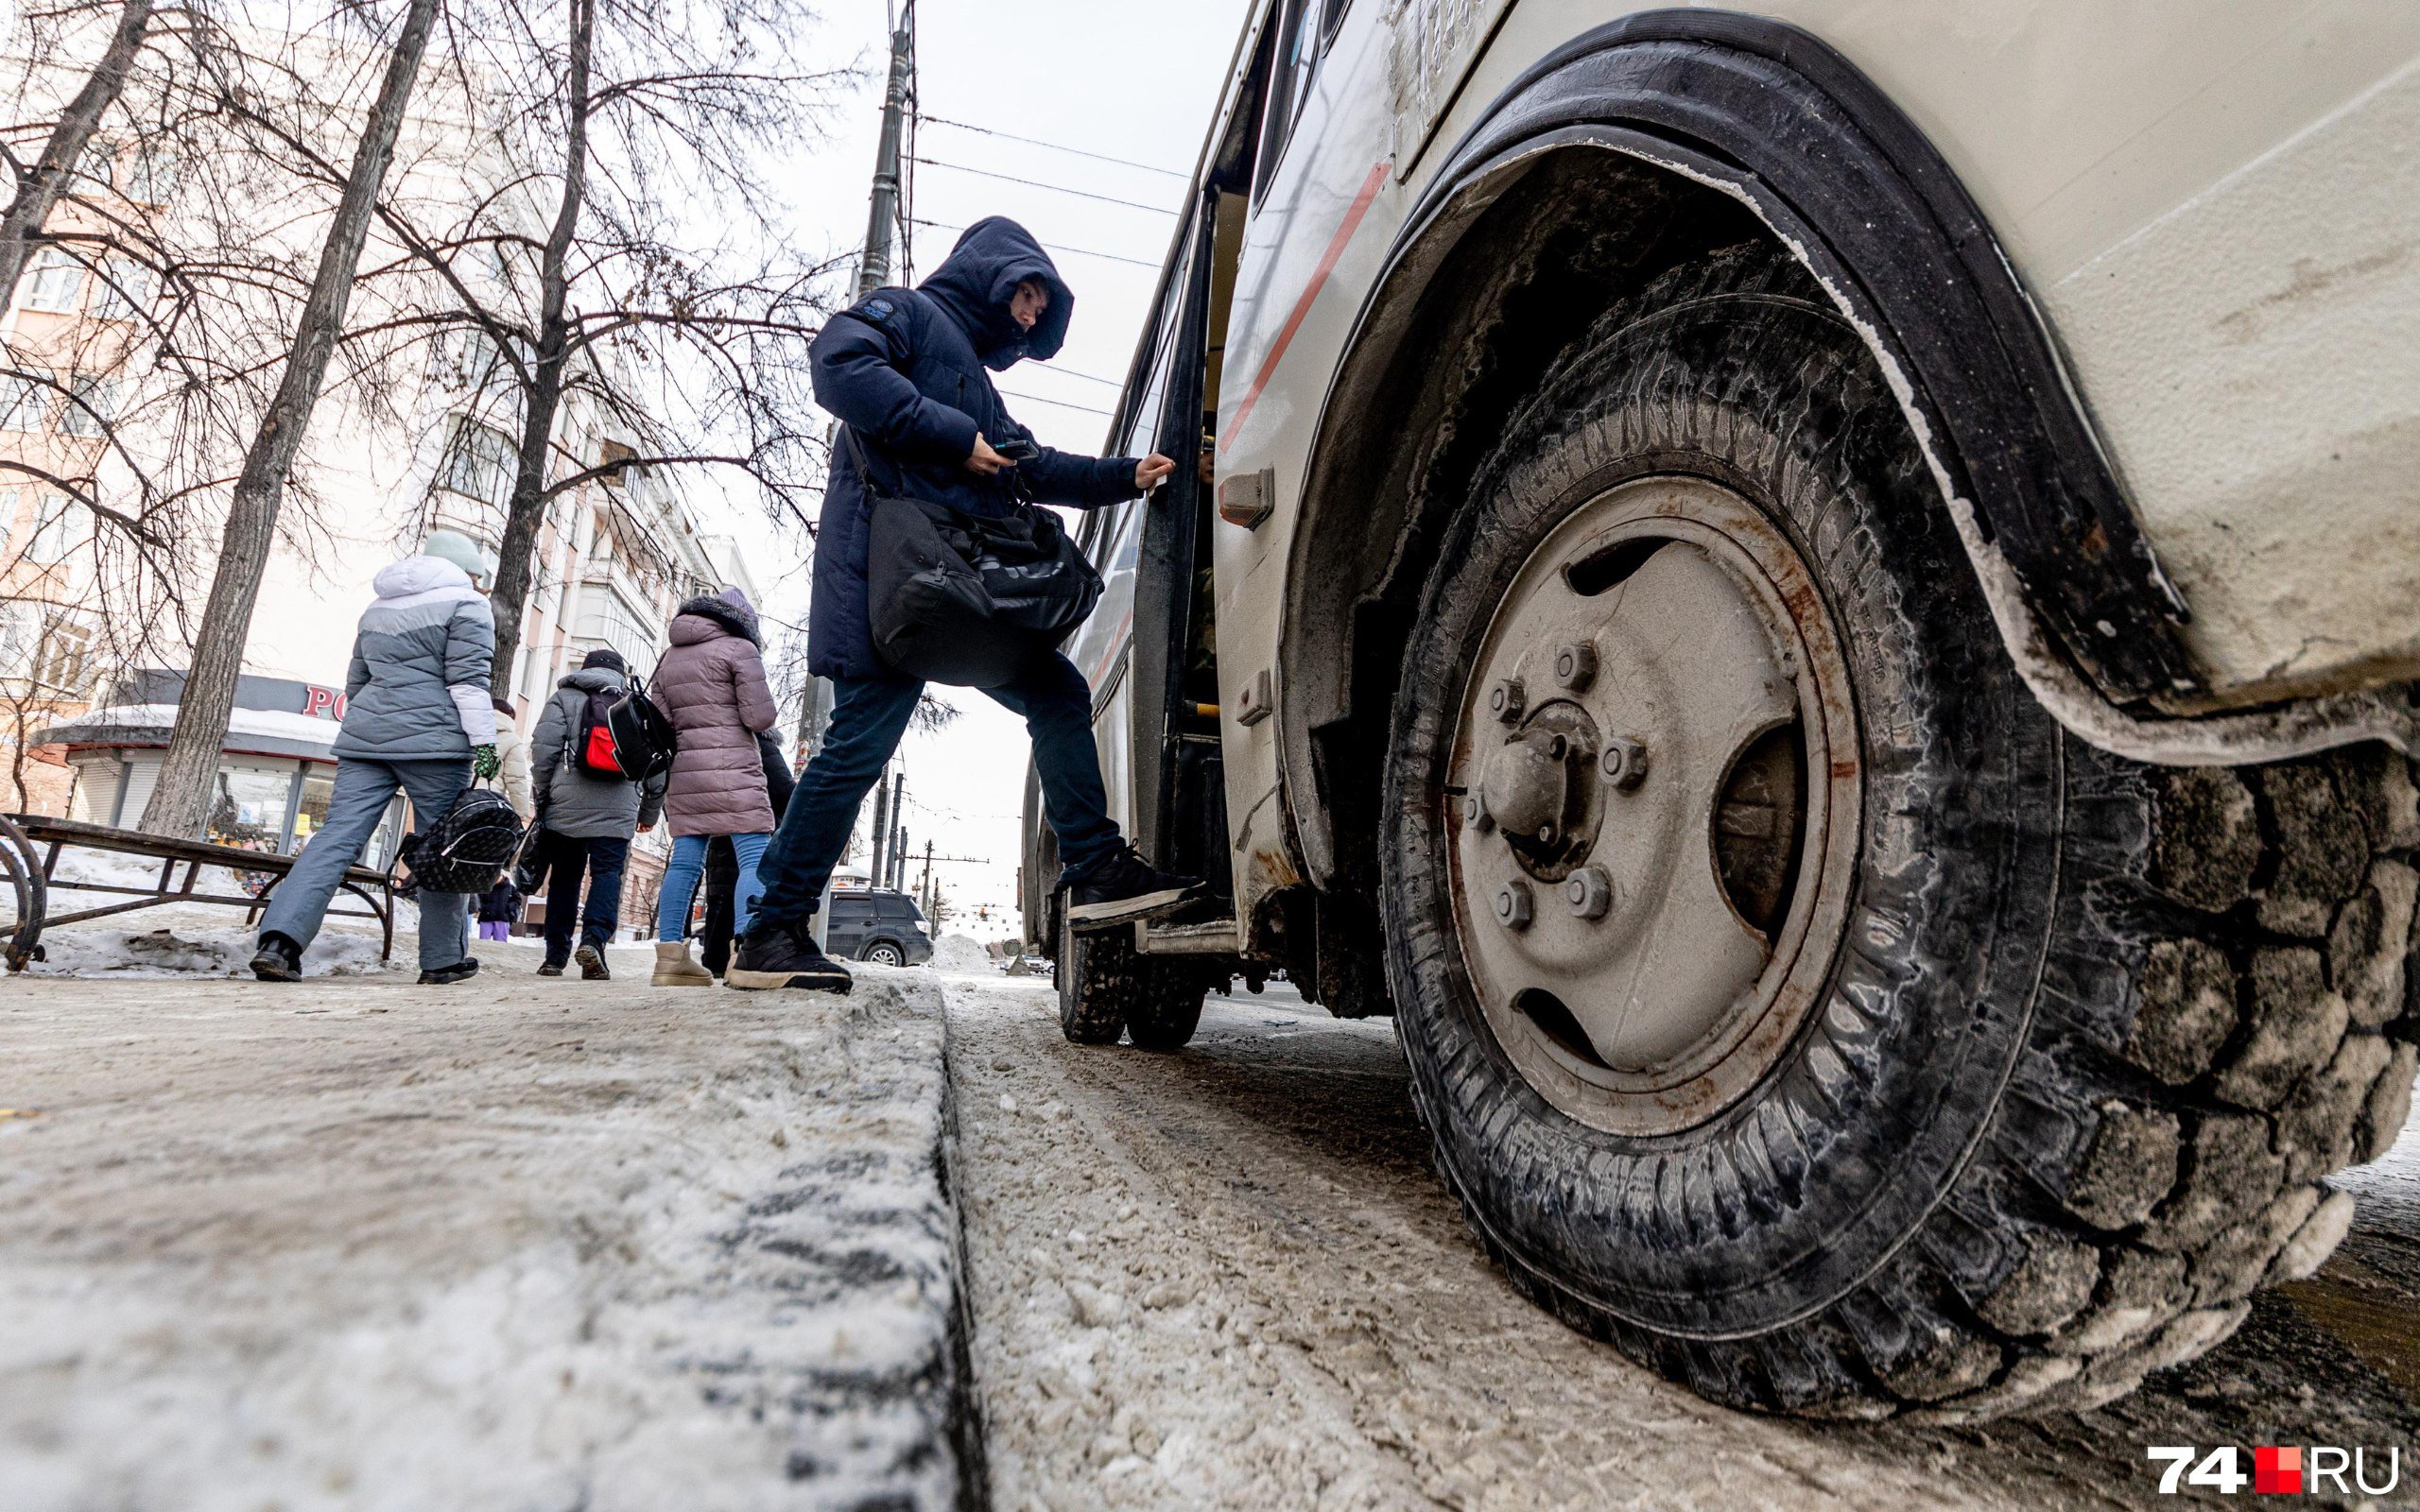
left=575, top=943, right=610, bottom=981
left=418, top=957, right=480, bottom=986
left=537, top=960, right=564, bottom=977
left=251, top=932, right=302, bottom=982
left=1064, top=845, right=1203, bottom=929
left=726, top=923, right=852, bottom=993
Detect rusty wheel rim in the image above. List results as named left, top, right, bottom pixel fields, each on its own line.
left=1445, top=475, right=1861, bottom=1137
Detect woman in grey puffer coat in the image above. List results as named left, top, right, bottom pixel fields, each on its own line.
left=252, top=534, right=499, bottom=984
left=527, top=647, right=668, bottom=978
left=649, top=588, right=778, bottom=984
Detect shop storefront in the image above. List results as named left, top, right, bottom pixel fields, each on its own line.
left=34, top=671, right=406, bottom=868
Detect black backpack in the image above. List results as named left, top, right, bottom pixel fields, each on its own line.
left=400, top=786, right=526, bottom=894
left=605, top=680, right=677, bottom=782
left=568, top=678, right=677, bottom=782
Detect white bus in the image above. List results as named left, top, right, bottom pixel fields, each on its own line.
left=1027, top=1, right=2420, bottom=1420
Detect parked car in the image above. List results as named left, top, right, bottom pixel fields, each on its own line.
left=1024, top=0, right=2420, bottom=1421
left=824, top=888, right=932, bottom=967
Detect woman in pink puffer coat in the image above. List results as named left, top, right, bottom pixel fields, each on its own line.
left=649, top=588, right=778, bottom=984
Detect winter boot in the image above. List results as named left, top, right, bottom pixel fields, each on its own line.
left=1064, top=844, right=1204, bottom=929
left=652, top=940, right=713, bottom=987
left=537, top=960, right=564, bottom=977
left=575, top=942, right=611, bottom=981
left=251, top=932, right=303, bottom=982
left=726, top=922, right=852, bottom=993
left=419, top=957, right=480, bottom=986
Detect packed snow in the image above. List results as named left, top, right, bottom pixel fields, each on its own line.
left=0, top=966, right=976, bottom=1511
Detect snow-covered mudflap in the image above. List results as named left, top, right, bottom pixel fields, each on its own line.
left=1379, top=245, right=2420, bottom=1419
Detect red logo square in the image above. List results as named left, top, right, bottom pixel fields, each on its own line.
left=2255, top=1446, right=2303, bottom=1495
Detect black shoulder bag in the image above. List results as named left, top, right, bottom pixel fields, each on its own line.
left=853, top=428, right=1104, bottom=688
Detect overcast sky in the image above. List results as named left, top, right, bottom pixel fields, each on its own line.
left=766, top=0, right=1253, bottom=937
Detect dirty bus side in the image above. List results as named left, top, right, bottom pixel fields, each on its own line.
left=1028, top=0, right=2420, bottom=1423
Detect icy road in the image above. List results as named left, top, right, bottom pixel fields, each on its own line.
left=946, top=975, right=2420, bottom=1512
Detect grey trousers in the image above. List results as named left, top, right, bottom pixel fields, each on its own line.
left=260, top=756, right=470, bottom=971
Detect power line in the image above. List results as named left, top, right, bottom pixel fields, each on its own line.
left=997, top=387, right=1115, bottom=419
left=911, top=217, right=1158, bottom=269
left=1025, top=366, right=1126, bottom=390
left=920, top=114, right=1190, bottom=180
left=908, top=156, right=1179, bottom=215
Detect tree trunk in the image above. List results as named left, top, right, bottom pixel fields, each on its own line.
left=139, top=0, right=441, bottom=837
left=487, top=0, right=593, bottom=699
left=0, top=0, right=157, bottom=305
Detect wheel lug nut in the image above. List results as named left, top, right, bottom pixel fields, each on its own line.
left=1564, top=866, right=1614, bottom=920
left=1599, top=736, right=1648, bottom=790
left=1535, top=821, right=1557, bottom=846
left=1494, top=880, right=1534, bottom=930
left=1489, top=678, right=1526, bottom=723
left=1462, top=793, right=1494, bottom=832
left=1554, top=643, right=1597, bottom=690
left=1545, top=732, right=1568, bottom=761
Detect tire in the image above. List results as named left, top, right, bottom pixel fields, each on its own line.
left=1056, top=912, right=1209, bottom=1050
left=1379, top=243, right=2420, bottom=1420
left=864, top=940, right=907, bottom=967
left=1125, top=971, right=1208, bottom=1053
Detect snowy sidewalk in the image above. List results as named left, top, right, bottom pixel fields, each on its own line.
left=0, top=966, right=981, bottom=1512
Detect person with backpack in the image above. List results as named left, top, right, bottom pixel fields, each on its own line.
left=251, top=529, right=499, bottom=985
left=726, top=219, right=1191, bottom=992
left=527, top=647, right=667, bottom=979
left=649, top=587, right=779, bottom=986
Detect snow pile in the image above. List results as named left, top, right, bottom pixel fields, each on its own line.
left=926, top=933, right=993, bottom=973
left=0, top=971, right=977, bottom=1511
left=26, top=912, right=396, bottom=978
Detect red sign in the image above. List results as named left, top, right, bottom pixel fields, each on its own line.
left=302, top=686, right=347, bottom=720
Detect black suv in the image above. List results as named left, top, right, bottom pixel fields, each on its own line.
left=825, top=888, right=932, bottom=966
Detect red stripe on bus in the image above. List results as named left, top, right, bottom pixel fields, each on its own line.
left=1223, top=159, right=1392, bottom=452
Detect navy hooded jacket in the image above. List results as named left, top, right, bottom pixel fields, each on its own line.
left=808, top=217, right=1144, bottom=680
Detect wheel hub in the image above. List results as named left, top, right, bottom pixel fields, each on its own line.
left=1447, top=476, right=1860, bottom=1135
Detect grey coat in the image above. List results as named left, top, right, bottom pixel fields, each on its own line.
left=529, top=667, right=667, bottom=838
left=333, top=556, right=497, bottom=762
left=655, top=595, right=778, bottom=836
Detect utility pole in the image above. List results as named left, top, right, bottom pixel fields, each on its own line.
left=921, top=839, right=936, bottom=917
left=817, top=4, right=912, bottom=941
left=869, top=768, right=891, bottom=888
left=857, top=2, right=915, bottom=298
left=888, top=770, right=907, bottom=885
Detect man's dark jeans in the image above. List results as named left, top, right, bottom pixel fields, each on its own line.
left=750, top=653, right=1120, bottom=936
left=540, top=831, right=630, bottom=963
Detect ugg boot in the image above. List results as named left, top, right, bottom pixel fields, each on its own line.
left=652, top=940, right=714, bottom=987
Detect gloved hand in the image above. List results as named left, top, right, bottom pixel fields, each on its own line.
left=472, top=743, right=501, bottom=780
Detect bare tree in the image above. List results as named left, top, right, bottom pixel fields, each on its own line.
left=329, top=0, right=844, bottom=696
left=140, top=0, right=443, bottom=837
left=0, top=0, right=159, bottom=303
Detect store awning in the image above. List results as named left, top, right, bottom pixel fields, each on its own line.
left=32, top=703, right=343, bottom=764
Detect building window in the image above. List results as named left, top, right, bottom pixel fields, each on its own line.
left=0, top=369, right=52, bottom=431
left=25, top=502, right=75, bottom=563
left=19, top=249, right=83, bottom=314
left=94, top=258, right=154, bottom=320
left=121, top=148, right=176, bottom=205
left=206, top=760, right=296, bottom=853
left=60, top=374, right=116, bottom=438
left=31, top=618, right=90, bottom=692
left=441, top=418, right=516, bottom=509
